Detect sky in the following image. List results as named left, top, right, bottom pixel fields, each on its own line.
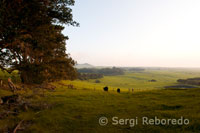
left=63, top=0, right=200, bottom=67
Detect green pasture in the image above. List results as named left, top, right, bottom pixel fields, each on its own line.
left=65, top=69, right=200, bottom=91
left=0, top=69, right=200, bottom=132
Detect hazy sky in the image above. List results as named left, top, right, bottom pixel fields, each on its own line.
left=63, top=0, right=200, bottom=67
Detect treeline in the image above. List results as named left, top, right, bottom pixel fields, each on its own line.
left=122, top=67, right=145, bottom=72
left=177, top=78, right=200, bottom=86
left=78, top=67, right=124, bottom=76
left=77, top=67, right=124, bottom=80
left=78, top=73, right=103, bottom=80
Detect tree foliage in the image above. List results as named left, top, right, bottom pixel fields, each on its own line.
left=0, top=0, right=78, bottom=84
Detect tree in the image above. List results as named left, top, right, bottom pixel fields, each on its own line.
left=0, top=0, right=78, bottom=84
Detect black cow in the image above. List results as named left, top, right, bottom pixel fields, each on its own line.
left=103, top=86, right=108, bottom=91
left=117, top=88, right=120, bottom=93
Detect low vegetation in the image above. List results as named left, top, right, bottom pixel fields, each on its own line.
left=177, top=77, right=200, bottom=86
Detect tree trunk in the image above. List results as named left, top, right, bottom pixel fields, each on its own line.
left=20, top=69, right=44, bottom=84
left=20, top=71, right=33, bottom=84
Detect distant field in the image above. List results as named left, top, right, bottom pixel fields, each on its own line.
left=65, top=69, right=200, bottom=91
left=1, top=69, right=200, bottom=132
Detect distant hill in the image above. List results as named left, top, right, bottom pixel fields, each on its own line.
left=75, top=63, right=94, bottom=69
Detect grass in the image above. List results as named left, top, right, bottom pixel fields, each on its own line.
left=70, top=69, right=200, bottom=91
left=1, top=69, right=200, bottom=132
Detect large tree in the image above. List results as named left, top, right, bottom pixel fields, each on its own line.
left=0, top=0, right=78, bottom=84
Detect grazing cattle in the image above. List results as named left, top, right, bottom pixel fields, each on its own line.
left=103, top=86, right=108, bottom=91
left=117, top=88, right=120, bottom=93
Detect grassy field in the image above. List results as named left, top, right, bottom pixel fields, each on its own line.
left=0, top=69, right=200, bottom=132
left=66, top=69, right=200, bottom=91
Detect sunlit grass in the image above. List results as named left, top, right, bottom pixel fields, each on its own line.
left=59, top=69, right=200, bottom=92
left=1, top=69, right=200, bottom=132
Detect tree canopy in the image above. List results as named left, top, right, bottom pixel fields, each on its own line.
left=0, top=0, right=78, bottom=84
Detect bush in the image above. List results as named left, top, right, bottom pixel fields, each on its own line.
left=95, top=80, right=100, bottom=83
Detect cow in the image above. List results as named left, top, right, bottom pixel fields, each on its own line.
left=117, top=88, right=120, bottom=93
left=103, top=86, right=108, bottom=91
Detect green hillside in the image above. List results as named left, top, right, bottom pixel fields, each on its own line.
left=0, top=69, right=200, bottom=132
